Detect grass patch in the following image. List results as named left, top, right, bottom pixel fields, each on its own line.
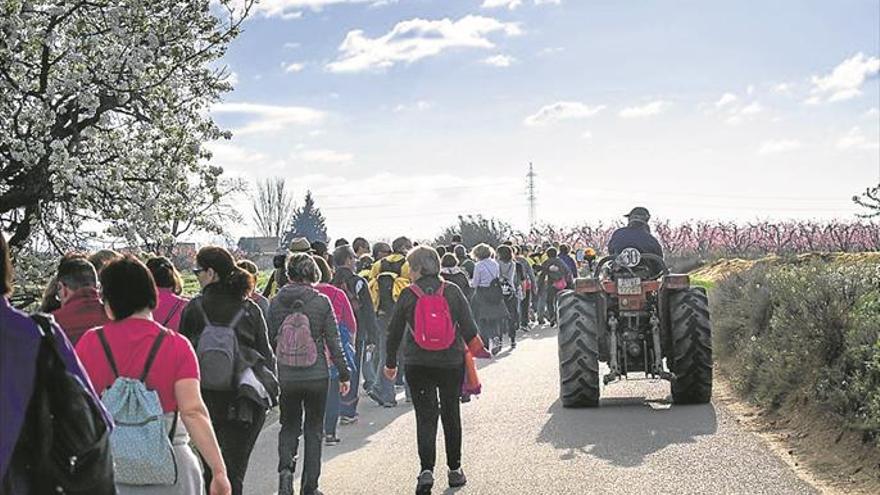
left=180, top=270, right=273, bottom=298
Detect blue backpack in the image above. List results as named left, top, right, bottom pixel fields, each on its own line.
left=97, top=329, right=177, bottom=486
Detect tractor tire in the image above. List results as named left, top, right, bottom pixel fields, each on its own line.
left=669, top=287, right=713, bottom=404
left=557, top=291, right=600, bottom=408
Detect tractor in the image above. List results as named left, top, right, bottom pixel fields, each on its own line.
left=556, top=247, right=712, bottom=407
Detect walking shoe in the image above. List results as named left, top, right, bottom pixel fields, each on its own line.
left=520, top=325, right=530, bottom=333
left=367, top=389, right=391, bottom=407
left=511, top=340, right=517, bottom=349
left=324, top=434, right=341, bottom=446
left=448, top=468, right=467, bottom=488
left=279, top=469, right=295, bottom=495
left=339, top=415, right=358, bottom=425
left=415, top=470, right=434, bottom=495
left=490, top=337, right=502, bottom=355
left=382, top=400, right=398, bottom=408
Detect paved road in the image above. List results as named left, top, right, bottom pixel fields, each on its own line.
left=244, top=325, right=818, bottom=494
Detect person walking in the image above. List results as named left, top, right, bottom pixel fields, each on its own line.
left=75, top=255, right=231, bottom=495
left=51, top=257, right=109, bottom=345
left=383, top=246, right=489, bottom=494
left=1, top=236, right=115, bottom=495
left=179, top=247, right=277, bottom=495
left=367, top=236, right=412, bottom=407
left=537, top=247, right=573, bottom=327
left=313, top=256, right=357, bottom=446
left=330, top=245, right=379, bottom=424
left=237, top=260, right=270, bottom=318
left=147, top=256, right=189, bottom=332
left=468, top=244, right=508, bottom=355
left=439, top=253, right=472, bottom=301
left=267, top=253, right=351, bottom=495
left=515, top=246, right=536, bottom=331
left=496, top=245, right=521, bottom=349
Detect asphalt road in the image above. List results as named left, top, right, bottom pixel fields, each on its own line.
left=243, top=325, right=819, bottom=495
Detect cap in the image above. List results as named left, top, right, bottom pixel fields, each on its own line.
left=288, top=237, right=311, bottom=253
left=625, top=207, right=651, bottom=222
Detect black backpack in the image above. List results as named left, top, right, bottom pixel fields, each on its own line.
left=6, top=315, right=115, bottom=494
left=376, top=258, right=405, bottom=315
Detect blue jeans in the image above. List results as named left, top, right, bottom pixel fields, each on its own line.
left=324, top=377, right=340, bottom=436
left=369, top=314, right=397, bottom=404
left=340, top=340, right=362, bottom=418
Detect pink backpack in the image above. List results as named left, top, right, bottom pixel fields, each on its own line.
left=276, top=297, right=318, bottom=368
left=410, top=282, right=456, bottom=351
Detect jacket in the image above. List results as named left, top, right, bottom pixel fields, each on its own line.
left=440, top=266, right=473, bottom=301
left=179, top=283, right=277, bottom=390
left=498, top=260, right=521, bottom=300
left=266, top=283, right=351, bottom=383
left=515, top=256, right=536, bottom=293
left=51, top=287, right=109, bottom=345
left=331, top=267, right=379, bottom=346
left=559, top=253, right=578, bottom=278
left=538, top=257, right=574, bottom=290
left=1, top=297, right=110, bottom=484
left=385, top=276, right=479, bottom=370
left=608, top=225, right=664, bottom=257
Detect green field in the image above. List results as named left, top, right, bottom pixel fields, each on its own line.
left=180, top=271, right=273, bottom=298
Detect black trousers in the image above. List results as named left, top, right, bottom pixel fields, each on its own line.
left=520, top=291, right=532, bottom=327
left=503, top=297, right=519, bottom=343
left=278, top=378, right=329, bottom=495
left=547, top=286, right=560, bottom=324
left=405, top=365, right=465, bottom=472
left=202, top=391, right=266, bottom=495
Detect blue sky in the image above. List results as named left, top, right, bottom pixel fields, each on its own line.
left=209, top=0, right=880, bottom=241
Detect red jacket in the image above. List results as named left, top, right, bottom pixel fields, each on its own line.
left=52, top=288, right=109, bottom=345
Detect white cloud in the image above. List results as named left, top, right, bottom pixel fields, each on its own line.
left=746, top=84, right=755, bottom=96
left=225, top=71, right=239, bottom=86
left=619, top=100, right=670, bottom=118
left=740, top=102, right=764, bottom=115
left=245, top=0, right=392, bottom=20
left=808, top=52, right=880, bottom=103
left=394, top=100, right=434, bottom=112
left=482, top=0, right=560, bottom=8
left=524, top=101, right=606, bottom=126
left=482, top=0, right=522, bottom=9
left=836, top=127, right=880, bottom=151
left=483, top=54, right=516, bottom=67
left=865, top=107, right=879, bottom=118
left=212, top=102, right=326, bottom=135
left=326, top=15, right=521, bottom=73
left=582, top=130, right=593, bottom=140
left=758, top=139, right=802, bottom=155
left=715, top=92, right=737, bottom=108
left=538, top=46, right=564, bottom=56
left=293, top=148, right=354, bottom=164
left=283, top=62, right=305, bottom=73
left=772, top=83, right=792, bottom=95
left=284, top=42, right=301, bottom=49
left=205, top=141, right=267, bottom=168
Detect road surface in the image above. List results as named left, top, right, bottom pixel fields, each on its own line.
left=244, top=325, right=818, bottom=494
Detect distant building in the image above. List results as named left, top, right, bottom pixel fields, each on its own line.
left=237, top=237, right=280, bottom=269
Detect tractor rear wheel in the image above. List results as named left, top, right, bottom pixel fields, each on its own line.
left=557, top=291, right=600, bottom=408
left=669, top=287, right=713, bottom=404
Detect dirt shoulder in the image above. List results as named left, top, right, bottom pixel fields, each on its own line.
left=715, top=375, right=880, bottom=494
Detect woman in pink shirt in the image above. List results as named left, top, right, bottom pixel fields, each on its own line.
left=313, top=256, right=357, bottom=446
left=147, top=256, right=190, bottom=332
left=76, top=256, right=230, bottom=495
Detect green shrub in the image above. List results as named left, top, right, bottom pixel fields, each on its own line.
left=712, top=259, right=880, bottom=439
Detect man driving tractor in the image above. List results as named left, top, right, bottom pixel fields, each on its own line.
left=607, top=207, right=663, bottom=258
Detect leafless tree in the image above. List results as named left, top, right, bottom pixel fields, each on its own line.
left=251, top=178, right=296, bottom=239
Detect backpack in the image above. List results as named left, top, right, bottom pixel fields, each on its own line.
left=12, top=315, right=115, bottom=495
left=499, top=263, right=516, bottom=299
left=160, top=298, right=184, bottom=327
left=375, top=257, right=405, bottom=314
left=96, top=328, right=177, bottom=486
left=195, top=300, right=245, bottom=391
left=332, top=271, right=362, bottom=315
left=410, top=282, right=456, bottom=351
left=276, top=292, right=319, bottom=368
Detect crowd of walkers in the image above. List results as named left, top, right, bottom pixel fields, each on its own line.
left=1, top=230, right=598, bottom=495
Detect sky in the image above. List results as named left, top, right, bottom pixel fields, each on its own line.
left=207, top=0, right=880, bottom=243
